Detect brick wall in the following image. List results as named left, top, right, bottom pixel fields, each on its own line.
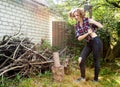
left=0, top=0, right=60, bottom=44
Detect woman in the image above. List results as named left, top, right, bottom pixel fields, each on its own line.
left=69, top=8, right=103, bottom=82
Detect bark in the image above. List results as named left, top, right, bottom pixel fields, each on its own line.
left=51, top=52, right=64, bottom=82
left=53, top=52, right=61, bottom=67
left=51, top=65, right=64, bottom=82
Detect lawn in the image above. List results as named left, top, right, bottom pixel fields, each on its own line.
left=1, top=61, right=120, bottom=87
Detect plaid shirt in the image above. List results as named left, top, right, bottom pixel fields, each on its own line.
left=75, top=18, right=96, bottom=41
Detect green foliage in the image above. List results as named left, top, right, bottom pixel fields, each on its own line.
left=16, top=73, right=21, bottom=82
left=18, top=78, right=31, bottom=87
left=100, top=62, right=120, bottom=87
left=51, top=46, right=61, bottom=52
left=92, top=0, right=120, bottom=39
left=37, top=39, right=62, bottom=52
left=40, top=39, right=51, bottom=50
left=0, top=75, right=21, bottom=87
left=112, top=41, right=120, bottom=58
left=66, top=23, right=85, bottom=56
left=101, top=78, right=119, bottom=87
left=38, top=71, right=52, bottom=77
left=72, top=55, right=79, bottom=62
left=100, top=67, right=114, bottom=75
left=117, top=22, right=120, bottom=37
left=47, top=0, right=85, bottom=21
left=0, top=75, right=5, bottom=87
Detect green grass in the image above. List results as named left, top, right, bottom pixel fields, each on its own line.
left=0, top=62, right=120, bottom=87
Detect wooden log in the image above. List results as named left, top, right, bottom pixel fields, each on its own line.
left=53, top=52, right=60, bottom=67
left=51, top=52, right=64, bottom=82
left=51, top=65, right=64, bottom=82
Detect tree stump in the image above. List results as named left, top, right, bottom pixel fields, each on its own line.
left=51, top=52, right=64, bottom=82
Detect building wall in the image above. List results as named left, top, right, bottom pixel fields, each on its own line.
left=0, top=0, right=60, bottom=44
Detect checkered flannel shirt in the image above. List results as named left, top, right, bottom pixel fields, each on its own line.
left=75, top=18, right=96, bottom=42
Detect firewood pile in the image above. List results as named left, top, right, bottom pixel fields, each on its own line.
left=0, top=35, right=53, bottom=78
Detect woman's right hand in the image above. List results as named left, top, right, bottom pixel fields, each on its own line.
left=88, top=28, right=93, bottom=34
left=88, top=28, right=98, bottom=38
left=78, top=28, right=93, bottom=41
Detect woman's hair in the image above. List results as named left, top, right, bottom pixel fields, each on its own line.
left=69, top=8, right=85, bottom=19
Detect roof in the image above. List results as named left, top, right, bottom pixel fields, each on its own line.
left=32, top=0, right=48, bottom=6
left=24, top=0, right=48, bottom=7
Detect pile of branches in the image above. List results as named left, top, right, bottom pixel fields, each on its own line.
left=0, top=35, right=53, bottom=78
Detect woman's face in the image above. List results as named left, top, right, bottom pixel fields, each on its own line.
left=73, top=11, right=81, bottom=21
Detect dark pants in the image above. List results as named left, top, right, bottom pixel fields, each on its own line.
left=79, top=36, right=102, bottom=81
